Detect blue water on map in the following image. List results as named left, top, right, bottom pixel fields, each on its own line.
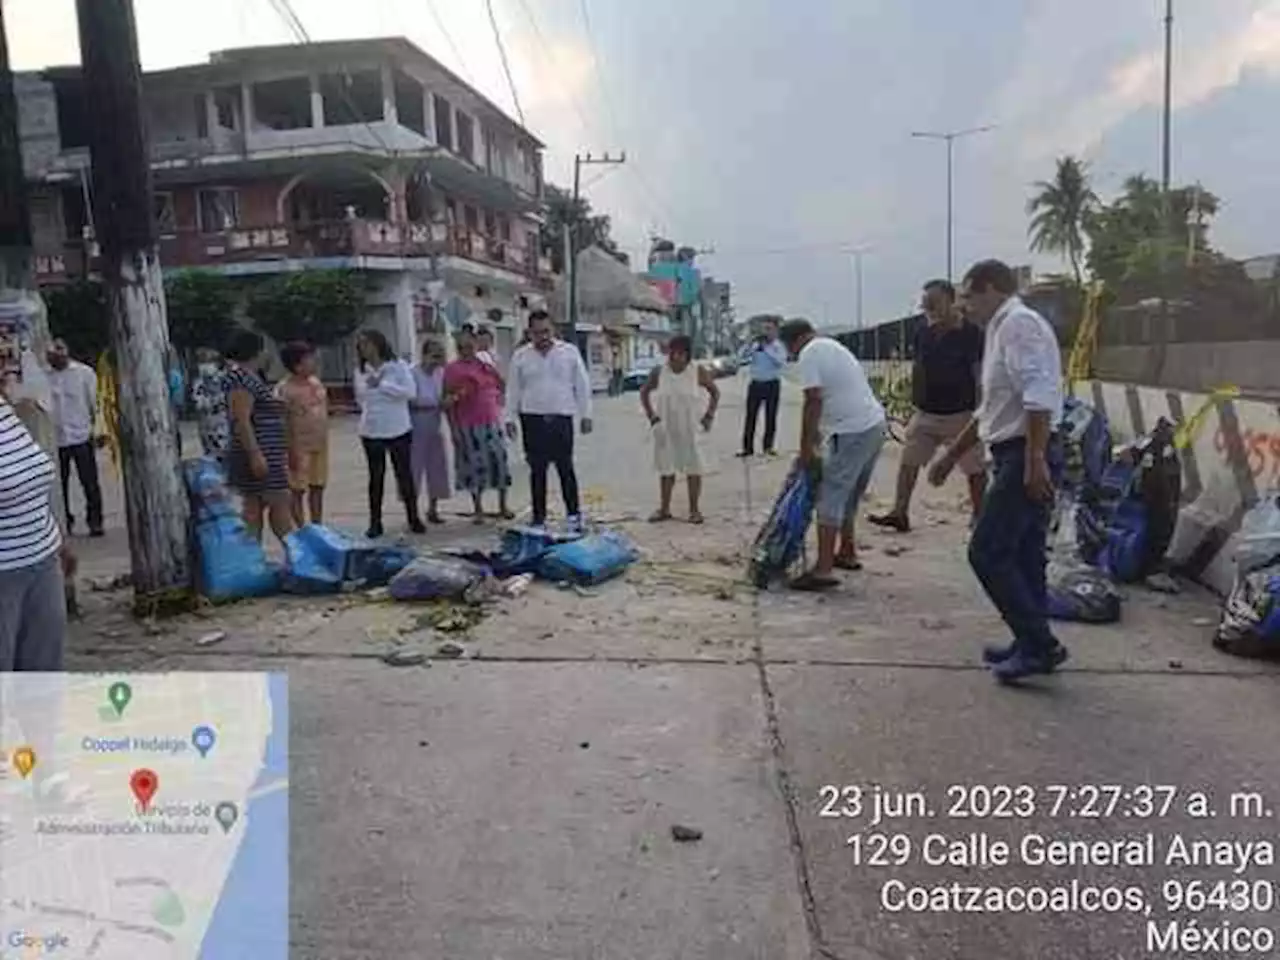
left=198, top=673, right=289, bottom=959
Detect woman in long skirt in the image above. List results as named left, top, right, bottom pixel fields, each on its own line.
left=443, top=326, right=512, bottom=523
left=411, top=338, right=451, bottom=523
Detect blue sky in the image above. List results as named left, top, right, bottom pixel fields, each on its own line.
left=6, top=0, right=1278, bottom=325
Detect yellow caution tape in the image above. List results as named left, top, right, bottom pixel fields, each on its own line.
left=1065, top=282, right=1104, bottom=392
left=1173, top=385, right=1239, bottom=450
left=96, top=355, right=121, bottom=476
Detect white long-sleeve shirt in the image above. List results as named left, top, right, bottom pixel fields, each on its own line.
left=975, top=296, right=1063, bottom=445
left=49, top=359, right=98, bottom=447
left=506, top=340, right=593, bottom=423
left=355, top=359, right=416, bottom=438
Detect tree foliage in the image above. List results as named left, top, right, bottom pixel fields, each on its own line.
left=164, top=270, right=238, bottom=356
left=1082, top=175, right=1221, bottom=289
left=45, top=279, right=110, bottom=363
left=540, top=184, right=628, bottom=273
left=1027, top=156, right=1098, bottom=287
left=245, top=269, right=367, bottom=346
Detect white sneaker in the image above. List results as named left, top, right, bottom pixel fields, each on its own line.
left=566, top=515, right=585, bottom=535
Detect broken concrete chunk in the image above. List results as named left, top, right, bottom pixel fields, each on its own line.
left=436, top=640, right=466, bottom=658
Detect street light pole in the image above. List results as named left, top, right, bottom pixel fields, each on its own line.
left=911, top=125, right=994, bottom=282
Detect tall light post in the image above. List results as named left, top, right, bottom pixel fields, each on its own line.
left=850, top=244, right=873, bottom=330
left=911, top=125, right=994, bottom=282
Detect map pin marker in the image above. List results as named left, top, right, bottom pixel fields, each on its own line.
left=130, top=769, right=159, bottom=812
left=108, top=682, right=132, bottom=718
left=12, top=746, right=36, bottom=779
left=215, top=801, right=239, bottom=834
left=192, top=725, right=216, bottom=759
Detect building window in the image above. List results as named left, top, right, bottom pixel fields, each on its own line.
left=252, top=77, right=312, bottom=131
left=153, top=193, right=177, bottom=237
left=433, top=95, right=453, bottom=149
left=194, top=96, right=209, bottom=139
left=197, top=188, right=240, bottom=233
left=393, top=71, right=425, bottom=136
left=213, top=86, right=240, bottom=131
left=320, top=70, right=384, bottom=127
left=455, top=111, right=475, bottom=163
left=464, top=206, right=479, bottom=231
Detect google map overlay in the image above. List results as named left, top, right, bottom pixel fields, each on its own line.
left=0, top=673, right=288, bottom=959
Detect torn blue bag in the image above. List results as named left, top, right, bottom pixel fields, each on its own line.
left=749, top=463, right=818, bottom=588
left=196, top=514, right=281, bottom=602
left=535, top=531, right=639, bottom=585
left=283, top=524, right=416, bottom=594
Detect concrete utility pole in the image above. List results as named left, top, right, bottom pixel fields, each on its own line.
left=567, top=151, right=625, bottom=347
left=76, top=0, right=191, bottom=612
left=911, top=126, right=994, bottom=282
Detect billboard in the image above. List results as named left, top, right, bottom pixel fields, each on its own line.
left=648, top=261, right=701, bottom=307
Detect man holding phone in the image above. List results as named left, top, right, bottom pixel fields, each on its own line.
left=739, top=318, right=787, bottom=457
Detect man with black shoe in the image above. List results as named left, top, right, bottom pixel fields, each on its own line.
left=928, top=260, right=1066, bottom=682
left=47, top=339, right=103, bottom=537
left=869, top=279, right=985, bottom=532
left=739, top=318, right=786, bottom=457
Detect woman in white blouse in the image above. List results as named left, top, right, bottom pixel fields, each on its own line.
left=354, top=330, right=425, bottom=538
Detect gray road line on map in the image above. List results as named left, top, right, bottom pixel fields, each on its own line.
left=115, top=876, right=171, bottom=890
left=84, top=927, right=106, bottom=957
left=28, top=900, right=176, bottom=944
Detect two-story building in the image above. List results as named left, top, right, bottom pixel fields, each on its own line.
left=16, top=37, right=552, bottom=374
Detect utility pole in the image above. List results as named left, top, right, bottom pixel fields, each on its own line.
left=76, top=0, right=191, bottom=613
left=1156, top=0, right=1174, bottom=379
left=911, top=126, right=994, bottom=282
left=567, top=151, right=625, bottom=348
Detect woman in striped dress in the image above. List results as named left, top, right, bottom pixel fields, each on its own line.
left=0, top=389, right=73, bottom=670
left=223, top=330, right=294, bottom=544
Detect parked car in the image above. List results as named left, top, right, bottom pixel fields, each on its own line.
left=622, top=357, right=662, bottom=392
left=705, top=356, right=740, bottom=378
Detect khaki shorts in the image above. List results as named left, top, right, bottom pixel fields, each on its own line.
left=901, top=411, right=984, bottom=476
left=288, top=447, right=329, bottom=491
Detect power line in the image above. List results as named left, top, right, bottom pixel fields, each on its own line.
left=484, top=0, right=525, bottom=126
left=514, top=0, right=679, bottom=238
left=577, top=0, right=618, bottom=140
left=425, top=0, right=477, bottom=86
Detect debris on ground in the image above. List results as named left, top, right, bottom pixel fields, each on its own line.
left=1191, top=617, right=1214, bottom=627
left=436, top=640, right=466, bottom=658
left=1145, top=572, right=1181, bottom=594
left=195, top=630, right=227, bottom=647
left=89, top=573, right=132, bottom=592
left=502, top=574, right=534, bottom=598
left=1168, top=659, right=1184, bottom=670
left=920, top=616, right=953, bottom=630
left=388, top=555, right=487, bottom=602
left=670, top=824, right=703, bottom=842
left=714, top=585, right=735, bottom=601
left=383, top=648, right=429, bottom=667
left=881, top=544, right=908, bottom=557
left=409, top=603, right=486, bottom=634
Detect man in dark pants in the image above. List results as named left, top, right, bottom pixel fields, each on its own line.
left=739, top=318, right=786, bottom=457
left=506, top=311, right=593, bottom=533
left=929, top=259, right=1066, bottom=683
left=47, top=339, right=104, bottom=537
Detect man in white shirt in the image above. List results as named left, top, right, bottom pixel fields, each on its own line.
left=47, top=339, right=103, bottom=537
left=929, top=259, right=1066, bottom=682
left=506, top=310, right=593, bottom=532
left=779, top=319, right=886, bottom=590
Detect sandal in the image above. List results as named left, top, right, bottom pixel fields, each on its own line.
left=689, top=513, right=705, bottom=525
left=834, top=557, right=863, bottom=571
left=649, top=510, right=673, bottom=523
left=789, top=571, right=839, bottom=592
left=499, top=509, right=516, bottom=520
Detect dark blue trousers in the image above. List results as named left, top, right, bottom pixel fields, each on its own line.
left=968, top=437, right=1061, bottom=658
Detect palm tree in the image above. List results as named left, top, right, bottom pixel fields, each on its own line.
left=1027, top=156, right=1099, bottom=286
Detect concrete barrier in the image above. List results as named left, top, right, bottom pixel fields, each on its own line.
left=1084, top=381, right=1280, bottom=595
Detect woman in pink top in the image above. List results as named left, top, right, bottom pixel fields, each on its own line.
left=444, top=326, right=513, bottom=523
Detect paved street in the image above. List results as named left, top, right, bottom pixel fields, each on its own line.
left=64, top=376, right=1280, bottom=960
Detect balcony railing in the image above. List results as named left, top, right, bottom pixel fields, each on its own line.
left=35, top=220, right=553, bottom=283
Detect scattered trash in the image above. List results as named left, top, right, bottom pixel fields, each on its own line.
left=500, top=573, right=534, bottom=597
left=579, top=741, right=590, bottom=749
left=389, top=555, right=488, bottom=602
left=88, top=573, right=132, bottom=592
left=882, top=544, right=907, bottom=558
left=670, top=824, right=703, bottom=843
left=1214, top=492, right=1280, bottom=659
left=1145, top=571, right=1181, bottom=594
left=1047, top=563, right=1123, bottom=624
left=714, top=585, right=735, bottom=601
left=1168, top=659, right=1184, bottom=670
left=383, top=648, right=428, bottom=667
left=195, top=630, right=226, bottom=647
left=1191, top=617, right=1214, bottom=628
left=919, top=616, right=953, bottom=630
left=436, top=640, right=466, bottom=658
left=284, top=525, right=416, bottom=594
left=409, top=603, right=486, bottom=634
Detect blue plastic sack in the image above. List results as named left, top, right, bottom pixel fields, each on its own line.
left=749, top=463, right=818, bottom=588
left=451, top=526, right=581, bottom=577
left=1215, top=494, right=1280, bottom=659
left=196, top=514, right=280, bottom=602
left=283, top=525, right=417, bottom=593
left=536, top=531, right=639, bottom=585
left=183, top=456, right=236, bottom=523
left=1047, top=563, right=1122, bottom=623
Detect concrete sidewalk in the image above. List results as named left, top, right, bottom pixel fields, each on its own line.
left=62, top=376, right=1280, bottom=959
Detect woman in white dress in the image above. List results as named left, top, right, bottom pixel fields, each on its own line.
left=640, top=335, right=720, bottom=524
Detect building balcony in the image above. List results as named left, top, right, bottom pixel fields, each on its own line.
left=33, top=221, right=552, bottom=284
